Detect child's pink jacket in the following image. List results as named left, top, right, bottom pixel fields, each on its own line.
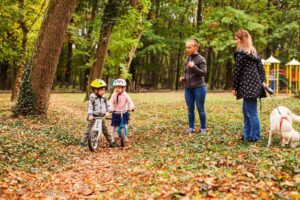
left=109, top=92, right=134, bottom=112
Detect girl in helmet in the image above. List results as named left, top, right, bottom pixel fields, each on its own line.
left=109, top=79, right=135, bottom=142
left=81, top=79, right=118, bottom=147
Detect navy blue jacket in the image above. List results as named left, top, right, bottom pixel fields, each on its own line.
left=233, top=51, right=267, bottom=100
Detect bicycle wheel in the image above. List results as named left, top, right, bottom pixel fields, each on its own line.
left=120, top=128, right=126, bottom=147
left=88, top=130, right=100, bottom=151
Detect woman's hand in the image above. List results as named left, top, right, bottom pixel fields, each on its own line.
left=88, top=115, right=94, bottom=121
left=179, top=76, right=185, bottom=82
left=262, top=82, right=267, bottom=88
left=232, top=90, right=237, bottom=96
left=105, top=112, right=110, bottom=118
left=187, top=61, right=195, bottom=68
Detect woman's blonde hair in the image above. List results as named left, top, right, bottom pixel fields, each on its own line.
left=235, top=29, right=257, bottom=57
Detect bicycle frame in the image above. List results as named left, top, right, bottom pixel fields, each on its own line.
left=91, top=117, right=104, bottom=139
left=114, top=110, right=128, bottom=139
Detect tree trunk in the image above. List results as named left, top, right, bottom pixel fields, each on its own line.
left=197, top=0, right=203, bottom=32
left=11, top=0, right=28, bottom=101
left=82, top=69, right=90, bottom=92
left=210, top=51, right=218, bottom=90
left=125, top=32, right=143, bottom=71
left=72, top=74, right=77, bottom=89
left=206, top=47, right=212, bottom=86
left=16, top=0, right=76, bottom=115
left=86, top=0, right=123, bottom=100
left=89, top=0, right=122, bottom=81
left=129, top=60, right=137, bottom=92
left=88, top=25, right=112, bottom=78
left=175, top=48, right=182, bottom=90
left=11, top=64, right=25, bottom=101
left=65, top=37, right=73, bottom=88
left=169, top=53, right=176, bottom=90
left=87, top=0, right=99, bottom=38
left=79, top=71, right=84, bottom=91
left=82, top=0, right=98, bottom=94
left=11, top=45, right=27, bottom=101
left=224, top=59, right=233, bottom=90
left=125, top=0, right=144, bottom=71
left=125, top=31, right=143, bottom=93
left=0, top=61, right=9, bottom=90
left=150, top=55, right=159, bottom=91
left=175, top=5, right=187, bottom=90
left=215, top=63, right=221, bottom=89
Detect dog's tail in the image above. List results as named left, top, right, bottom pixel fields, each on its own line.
left=290, top=112, right=300, bottom=123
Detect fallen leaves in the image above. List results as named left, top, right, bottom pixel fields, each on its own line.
left=0, top=92, right=300, bottom=199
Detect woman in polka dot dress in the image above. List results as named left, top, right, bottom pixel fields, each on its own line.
left=232, top=29, right=267, bottom=142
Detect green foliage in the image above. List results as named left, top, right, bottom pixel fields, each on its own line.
left=138, top=28, right=169, bottom=55
left=100, top=0, right=129, bottom=38
left=268, top=4, right=300, bottom=62
left=105, top=7, right=151, bottom=77
left=0, top=1, right=22, bottom=62
left=197, top=6, right=266, bottom=54
left=1, top=0, right=299, bottom=91
left=13, top=65, right=35, bottom=116
left=66, top=2, right=97, bottom=73
left=131, top=0, right=198, bottom=87
left=0, top=0, right=46, bottom=64
left=64, top=0, right=151, bottom=81
left=119, top=64, right=132, bottom=80
left=0, top=94, right=82, bottom=177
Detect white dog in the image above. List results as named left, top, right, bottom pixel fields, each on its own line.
left=267, top=106, right=300, bottom=147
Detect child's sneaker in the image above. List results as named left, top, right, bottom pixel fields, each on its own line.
left=109, top=141, right=119, bottom=148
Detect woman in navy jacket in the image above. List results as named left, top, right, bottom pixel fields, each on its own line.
left=232, top=29, right=267, bottom=142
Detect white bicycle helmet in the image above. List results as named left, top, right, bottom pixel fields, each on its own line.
left=113, top=79, right=127, bottom=87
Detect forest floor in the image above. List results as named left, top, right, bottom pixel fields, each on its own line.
left=0, top=92, right=299, bottom=199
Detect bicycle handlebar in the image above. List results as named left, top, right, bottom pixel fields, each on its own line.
left=112, top=109, right=135, bottom=113
left=94, top=116, right=105, bottom=119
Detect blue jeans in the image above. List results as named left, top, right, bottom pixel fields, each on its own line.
left=242, top=98, right=261, bottom=140
left=184, top=86, right=207, bottom=130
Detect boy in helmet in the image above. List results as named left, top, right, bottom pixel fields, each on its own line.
left=81, top=79, right=118, bottom=147
left=109, top=79, right=135, bottom=142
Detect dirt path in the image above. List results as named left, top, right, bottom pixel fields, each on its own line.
left=19, top=150, right=133, bottom=199
left=1, top=94, right=136, bottom=199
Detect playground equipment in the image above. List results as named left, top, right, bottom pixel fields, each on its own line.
left=285, top=58, right=300, bottom=95
left=264, top=55, right=280, bottom=96
left=263, top=56, right=300, bottom=96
